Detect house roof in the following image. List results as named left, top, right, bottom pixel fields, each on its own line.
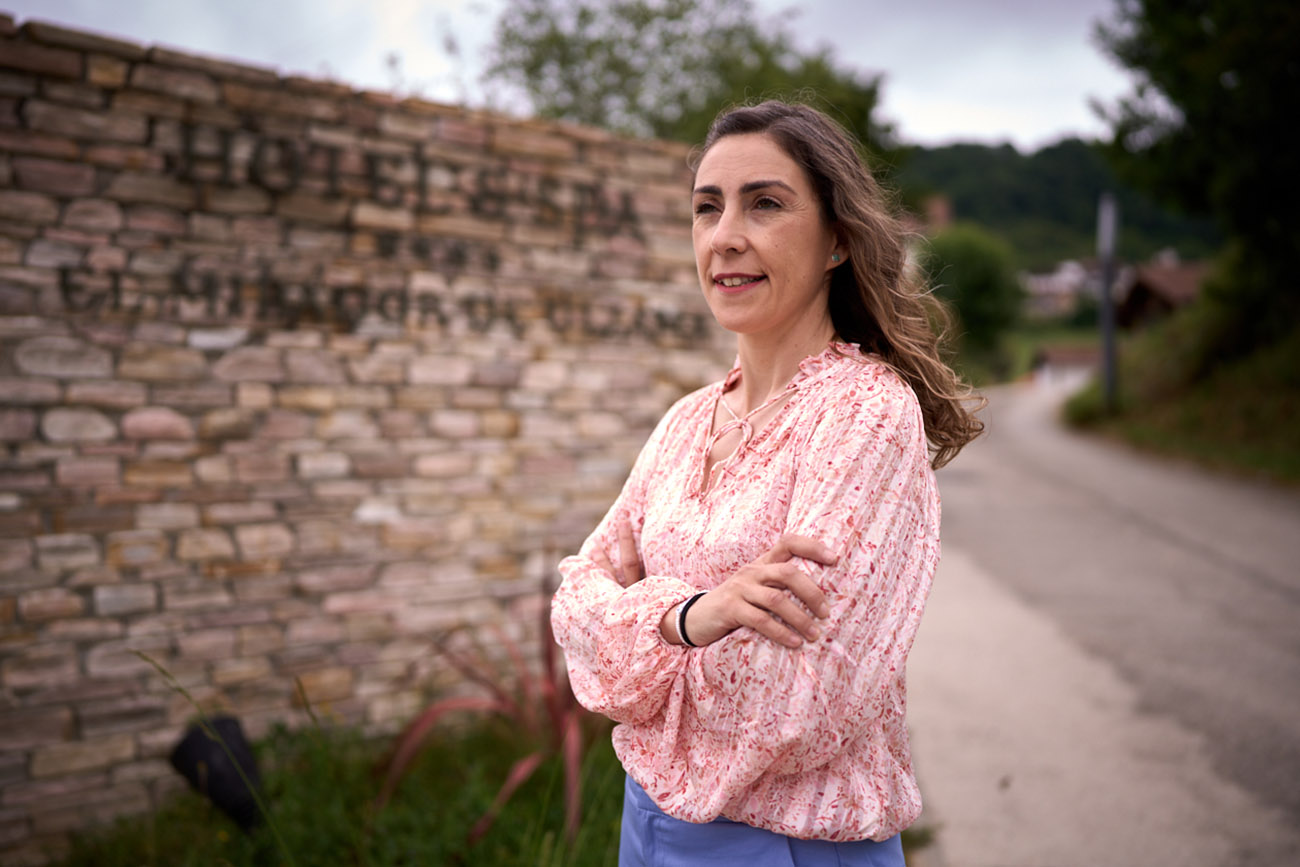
left=1122, top=261, right=1209, bottom=307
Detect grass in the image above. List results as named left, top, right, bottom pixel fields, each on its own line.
left=1064, top=318, right=1300, bottom=485
left=57, top=718, right=624, bottom=867
left=56, top=717, right=936, bottom=865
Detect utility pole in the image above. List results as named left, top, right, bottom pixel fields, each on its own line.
left=1096, top=193, right=1119, bottom=413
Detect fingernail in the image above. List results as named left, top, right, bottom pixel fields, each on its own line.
left=818, top=603, right=830, bottom=618
left=808, top=627, right=820, bottom=640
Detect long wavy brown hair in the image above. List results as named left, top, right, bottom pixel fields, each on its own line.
left=693, top=100, right=985, bottom=468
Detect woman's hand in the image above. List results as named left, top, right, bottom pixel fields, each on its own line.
left=591, top=519, right=643, bottom=588
left=666, top=535, right=836, bottom=649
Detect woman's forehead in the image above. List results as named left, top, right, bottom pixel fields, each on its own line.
left=693, top=134, right=808, bottom=191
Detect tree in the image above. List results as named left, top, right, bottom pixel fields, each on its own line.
left=921, top=223, right=1023, bottom=355
left=1093, top=0, right=1300, bottom=347
left=484, top=0, right=895, bottom=159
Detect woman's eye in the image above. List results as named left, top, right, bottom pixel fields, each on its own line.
left=754, top=197, right=781, bottom=210
left=693, top=201, right=719, bottom=216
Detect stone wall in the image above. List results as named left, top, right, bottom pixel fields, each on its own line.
left=0, top=13, right=730, bottom=863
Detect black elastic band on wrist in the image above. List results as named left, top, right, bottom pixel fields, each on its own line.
left=677, top=592, right=707, bottom=647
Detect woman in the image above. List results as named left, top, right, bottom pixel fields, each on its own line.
left=551, top=100, right=984, bottom=865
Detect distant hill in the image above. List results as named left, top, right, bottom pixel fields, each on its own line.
left=885, top=138, right=1220, bottom=272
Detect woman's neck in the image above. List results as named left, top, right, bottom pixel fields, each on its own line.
left=732, top=316, right=836, bottom=413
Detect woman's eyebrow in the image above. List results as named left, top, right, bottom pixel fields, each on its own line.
left=692, top=179, right=797, bottom=197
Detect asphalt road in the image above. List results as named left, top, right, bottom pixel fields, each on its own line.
left=906, top=373, right=1300, bottom=866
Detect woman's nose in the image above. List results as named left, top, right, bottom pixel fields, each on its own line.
left=710, top=206, right=747, bottom=254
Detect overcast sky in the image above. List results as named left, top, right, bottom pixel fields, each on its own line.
left=3, top=0, right=1136, bottom=151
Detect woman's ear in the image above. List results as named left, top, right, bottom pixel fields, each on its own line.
left=828, top=243, right=848, bottom=270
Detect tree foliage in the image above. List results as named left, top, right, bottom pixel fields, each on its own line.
left=921, top=223, right=1023, bottom=352
left=896, top=137, right=1218, bottom=271
left=1093, top=0, right=1300, bottom=344
left=484, top=0, right=895, bottom=158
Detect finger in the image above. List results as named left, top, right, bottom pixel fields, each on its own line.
left=736, top=601, right=806, bottom=648
left=763, top=565, right=830, bottom=619
left=761, top=534, right=837, bottom=567
left=591, top=549, right=619, bottom=584
left=745, top=583, right=823, bottom=642
left=617, top=521, right=642, bottom=585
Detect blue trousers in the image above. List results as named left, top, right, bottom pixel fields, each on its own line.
left=619, top=776, right=906, bottom=867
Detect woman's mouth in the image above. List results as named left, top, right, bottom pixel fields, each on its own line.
left=714, top=274, right=765, bottom=294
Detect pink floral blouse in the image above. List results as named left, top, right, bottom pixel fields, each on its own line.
left=551, top=343, right=940, bottom=841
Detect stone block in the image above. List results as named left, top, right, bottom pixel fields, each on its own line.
left=87, top=54, right=130, bottom=88
left=135, top=502, right=199, bottom=530
left=150, top=45, right=277, bottom=83
left=176, top=527, right=235, bottom=560
left=176, top=628, right=235, bottom=660
left=293, top=666, right=353, bottom=705
left=15, top=336, right=112, bottom=382
left=124, top=204, right=186, bottom=235
left=210, top=655, right=271, bottom=686
left=414, top=451, right=475, bottom=477
left=277, top=386, right=336, bottom=411
left=80, top=695, right=167, bottom=738
left=204, top=186, right=272, bottom=214
left=40, top=407, right=115, bottom=442
left=50, top=504, right=130, bottom=536
left=24, top=239, right=83, bottom=268
left=233, top=453, right=290, bottom=483
left=296, top=563, right=376, bottom=594
left=121, top=407, right=194, bottom=439
left=285, top=617, right=344, bottom=646
left=150, top=383, right=234, bottom=409
left=92, top=581, right=157, bottom=617
left=0, top=40, right=81, bottom=78
left=30, top=734, right=135, bottom=778
left=129, top=63, right=219, bottom=102
left=0, top=538, right=34, bottom=572
left=122, top=460, right=192, bottom=487
left=64, top=380, right=144, bottom=408
left=0, top=377, right=61, bottom=404
left=0, top=126, right=78, bottom=161
left=23, top=99, right=147, bottom=142
left=0, top=705, right=74, bottom=750
left=0, top=407, right=36, bottom=440
left=0, top=468, right=49, bottom=491
left=103, top=530, right=168, bottom=569
left=103, top=171, right=195, bottom=207
left=431, top=409, right=480, bottom=439
left=12, top=156, right=96, bottom=196
left=409, top=355, right=473, bottom=386
left=223, top=81, right=339, bottom=120
left=212, top=346, right=283, bottom=382
left=351, top=201, right=413, bottom=232
left=187, top=327, right=249, bottom=350
left=54, top=456, right=119, bottom=487
left=117, top=344, right=206, bottom=381
left=1, top=643, right=78, bottom=691
left=235, top=522, right=295, bottom=559
left=317, top=410, right=379, bottom=440
left=62, top=198, right=124, bottom=232
left=297, top=451, right=350, bottom=479
left=18, top=587, right=85, bottom=621
left=276, top=191, right=350, bottom=225
left=35, top=533, right=100, bottom=572
left=22, top=21, right=147, bottom=60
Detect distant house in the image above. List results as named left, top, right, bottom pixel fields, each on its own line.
left=1116, top=259, right=1209, bottom=329
left=1020, top=260, right=1090, bottom=320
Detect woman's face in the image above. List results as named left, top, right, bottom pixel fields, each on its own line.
left=691, top=133, right=843, bottom=341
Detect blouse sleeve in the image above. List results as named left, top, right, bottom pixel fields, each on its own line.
left=550, top=400, right=699, bottom=726
left=674, top=373, right=939, bottom=810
